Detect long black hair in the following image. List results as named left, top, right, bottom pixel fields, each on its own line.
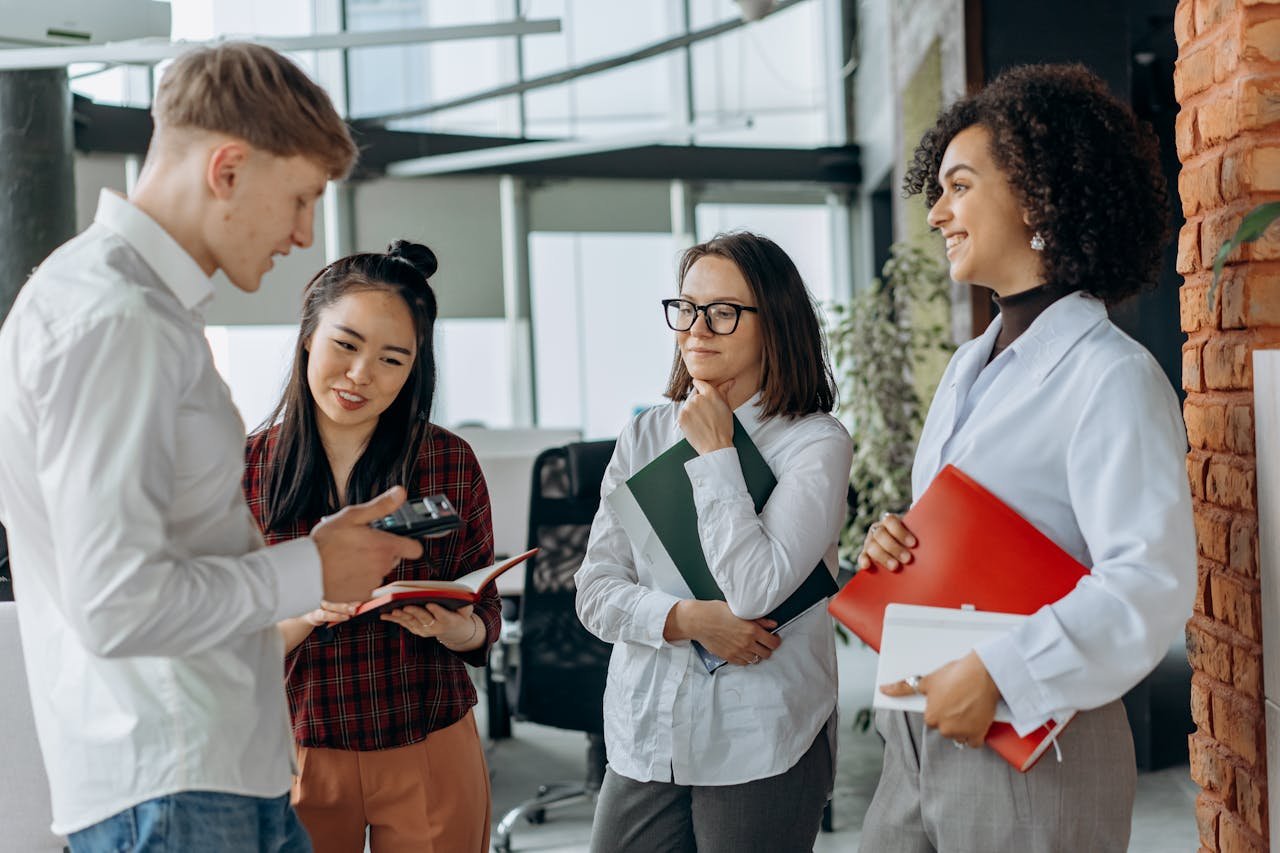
left=258, top=240, right=439, bottom=530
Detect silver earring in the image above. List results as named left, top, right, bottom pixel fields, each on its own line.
left=1030, top=232, right=1046, bottom=252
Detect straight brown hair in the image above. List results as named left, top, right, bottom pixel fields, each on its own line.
left=664, top=231, right=836, bottom=418
left=152, top=42, right=357, bottom=179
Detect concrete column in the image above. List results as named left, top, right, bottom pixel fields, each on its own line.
left=0, top=69, right=76, bottom=324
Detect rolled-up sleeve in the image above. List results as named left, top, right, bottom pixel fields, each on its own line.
left=975, top=354, right=1195, bottom=724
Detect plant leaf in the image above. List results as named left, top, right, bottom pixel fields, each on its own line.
left=1209, top=201, right=1280, bottom=309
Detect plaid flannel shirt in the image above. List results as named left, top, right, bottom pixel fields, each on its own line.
left=243, top=424, right=500, bottom=751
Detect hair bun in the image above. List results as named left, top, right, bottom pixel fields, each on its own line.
left=386, top=239, right=438, bottom=280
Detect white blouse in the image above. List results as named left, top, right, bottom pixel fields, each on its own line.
left=575, top=395, right=853, bottom=785
left=912, top=291, right=1196, bottom=731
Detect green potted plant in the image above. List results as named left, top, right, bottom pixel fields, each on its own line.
left=827, top=242, right=953, bottom=563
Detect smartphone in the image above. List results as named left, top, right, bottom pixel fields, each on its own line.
left=370, top=494, right=462, bottom=539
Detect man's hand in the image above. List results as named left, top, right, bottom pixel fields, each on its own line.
left=663, top=599, right=780, bottom=666
left=311, top=486, right=424, bottom=603
left=879, top=651, right=1001, bottom=747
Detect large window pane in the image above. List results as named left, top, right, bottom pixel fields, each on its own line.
left=695, top=204, right=834, bottom=303
left=531, top=232, right=676, bottom=439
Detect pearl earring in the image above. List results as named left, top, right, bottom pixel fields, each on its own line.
left=1030, top=232, right=1046, bottom=252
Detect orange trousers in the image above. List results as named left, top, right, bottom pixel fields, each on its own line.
left=292, top=710, right=491, bottom=853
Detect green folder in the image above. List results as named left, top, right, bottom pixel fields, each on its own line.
left=625, top=416, right=836, bottom=627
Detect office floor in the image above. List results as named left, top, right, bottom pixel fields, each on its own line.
left=482, top=640, right=1199, bottom=852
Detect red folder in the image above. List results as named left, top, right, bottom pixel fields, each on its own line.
left=828, top=464, right=1089, bottom=771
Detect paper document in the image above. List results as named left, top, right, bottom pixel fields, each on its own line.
left=873, top=603, right=1025, bottom=722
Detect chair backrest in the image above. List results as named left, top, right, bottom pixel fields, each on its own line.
left=0, top=602, right=65, bottom=851
left=513, top=440, right=616, bottom=733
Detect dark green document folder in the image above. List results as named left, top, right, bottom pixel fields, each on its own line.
left=625, top=416, right=837, bottom=629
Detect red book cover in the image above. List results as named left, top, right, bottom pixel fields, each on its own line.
left=828, top=464, right=1088, bottom=771
left=353, top=547, right=537, bottom=618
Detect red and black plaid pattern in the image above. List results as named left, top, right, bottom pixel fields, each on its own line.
left=243, top=424, right=500, bottom=751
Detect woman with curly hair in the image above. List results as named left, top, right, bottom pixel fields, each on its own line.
left=857, top=64, right=1194, bottom=850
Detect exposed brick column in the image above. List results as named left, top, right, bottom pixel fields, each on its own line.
left=1175, top=0, right=1280, bottom=850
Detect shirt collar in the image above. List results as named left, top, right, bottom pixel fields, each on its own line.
left=93, top=189, right=216, bottom=312
left=733, top=390, right=767, bottom=433
left=952, top=291, right=1107, bottom=388
left=1003, top=290, right=1108, bottom=382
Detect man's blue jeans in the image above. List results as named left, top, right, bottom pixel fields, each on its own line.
left=67, top=791, right=312, bottom=853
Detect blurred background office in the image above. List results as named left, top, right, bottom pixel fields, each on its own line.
left=1, top=0, right=1268, bottom=850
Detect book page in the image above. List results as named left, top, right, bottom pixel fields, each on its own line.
left=372, top=547, right=538, bottom=597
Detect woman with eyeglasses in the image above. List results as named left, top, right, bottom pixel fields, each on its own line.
left=242, top=241, right=498, bottom=852
left=575, top=231, right=852, bottom=852
left=856, top=65, right=1194, bottom=851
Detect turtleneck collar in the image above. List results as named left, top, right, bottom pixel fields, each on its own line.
left=989, top=282, right=1068, bottom=362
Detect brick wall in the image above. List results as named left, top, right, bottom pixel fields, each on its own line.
left=1175, top=0, right=1280, bottom=850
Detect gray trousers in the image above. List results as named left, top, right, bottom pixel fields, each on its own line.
left=589, top=730, right=833, bottom=853
left=860, top=700, right=1136, bottom=853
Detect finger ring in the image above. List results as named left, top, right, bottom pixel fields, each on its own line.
left=750, top=654, right=761, bottom=664
left=904, top=674, right=922, bottom=693
left=953, top=740, right=966, bottom=749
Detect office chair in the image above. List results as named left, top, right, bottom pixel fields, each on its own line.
left=492, top=439, right=615, bottom=853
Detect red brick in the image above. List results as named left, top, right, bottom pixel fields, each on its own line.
left=1198, top=790, right=1224, bottom=849
left=1203, top=336, right=1253, bottom=389
left=1220, top=810, right=1268, bottom=852
left=1232, top=643, right=1262, bottom=698
left=1196, top=0, right=1238, bottom=32
left=1186, top=401, right=1228, bottom=449
left=1213, top=690, right=1263, bottom=765
left=1197, top=561, right=1215, bottom=615
left=1186, top=340, right=1207, bottom=392
left=1196, top=505, right=1232, bottom=562
left=1247, top=215, right=1280, bottom=262
left=1239, top=73, right=1280, bottom=132
left=1210, top=572, right=1262, bottom=639
left=1181, top=152, right=1225, bottom=216
left=1178, top=45, right=1221, bottom=102
left=1191, top=730, right=1239, bottom=799
left=1230, top=515, right=1259, bottom=577
left=1217, top=31, right=1241, bottom=83
left=1202, top=209, right=1244, bottom=270
left=1222, top=266, right=1280, bottom=328
left=1226, top=404, right=1255, bottom=454
left=1188, top=618, right=1234, bottom=681
left=1189, top=450, right=1212, bottom=500
left=1199, top=87, right=1240, bottom=145
left=1177, top=0, right=1198, bottom=45
left=1177, top=106, right=1200, bottom=161
left=1235, top=766, right=1269, bottom=838
left=1193, top=673, right=1216, bottom=732
left=1246, top=146, right=1280, bottom=192
left=1184, top=278, right=1224, bottom=331
left=1242, top=17, right=1280, bottom=62
left=1206, top=458, right=1256, bottom=510
left=1181, top=221, right=1203, bottom=275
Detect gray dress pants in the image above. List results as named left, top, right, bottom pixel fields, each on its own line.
left=860, top=700, right=1136, bottom=853
left=589, top=729, right=833, bottom=853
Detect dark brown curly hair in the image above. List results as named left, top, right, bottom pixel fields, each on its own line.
left=903, top=63, right=1170, bottom=304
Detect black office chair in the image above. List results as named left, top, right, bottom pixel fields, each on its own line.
left=492, top=439, right=615, bottom=853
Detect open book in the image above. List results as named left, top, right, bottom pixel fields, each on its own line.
left=353, top=547, right=538, bottom=618
left=874, top=603, right=1075, bottom=772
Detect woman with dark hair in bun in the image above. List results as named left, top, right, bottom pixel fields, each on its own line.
left=243, top=241, right=498, bottom=852
left=856, top=64, right=1195, bottom=851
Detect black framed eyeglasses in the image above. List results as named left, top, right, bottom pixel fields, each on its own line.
left=661, top=298, right=759, bottom=335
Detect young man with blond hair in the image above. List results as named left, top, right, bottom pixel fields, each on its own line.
left=0, top=43, right=421, bottom=852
